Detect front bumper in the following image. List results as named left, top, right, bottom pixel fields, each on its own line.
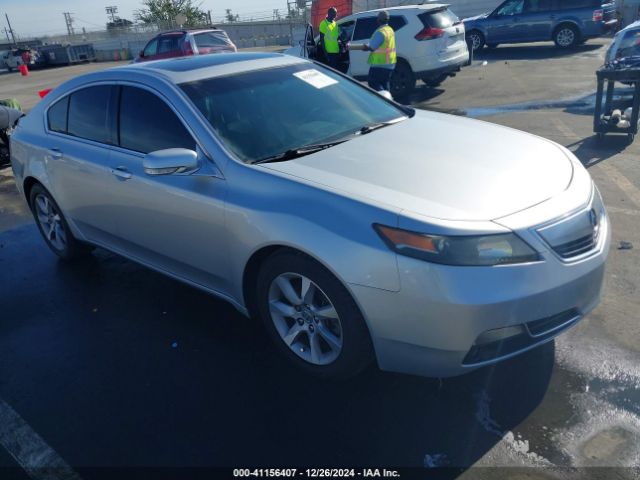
left=350, top=211, right=610, bottom=378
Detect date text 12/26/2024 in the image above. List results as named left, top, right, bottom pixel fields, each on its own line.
left=233, top=469, right=401, bottom=478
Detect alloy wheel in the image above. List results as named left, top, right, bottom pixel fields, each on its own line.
left=268, top=272, right=343, bottom=366
left=34, top=193, right=67, bottom=251
left=556, top=28, right=575, bottom=47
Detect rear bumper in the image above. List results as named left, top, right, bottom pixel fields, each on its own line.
left=350, top=214, right=610, bottom=378
left=415, top=57, right=468, bottom=79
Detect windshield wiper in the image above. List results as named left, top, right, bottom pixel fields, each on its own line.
left=251, top=140, right=348, bottom=165
left=359, top=117, right=407, bottom=135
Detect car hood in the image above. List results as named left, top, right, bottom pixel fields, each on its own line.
left=463, top=13, right=490, bottom=22
left=262, top=111, right=574, bottom=222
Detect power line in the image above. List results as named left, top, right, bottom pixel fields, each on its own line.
left=105, top=6, right=118, bottom=23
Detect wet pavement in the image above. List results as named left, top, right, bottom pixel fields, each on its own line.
left=1, top=39, right=639, bottom=478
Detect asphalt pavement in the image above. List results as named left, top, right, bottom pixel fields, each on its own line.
left=0, top=39, right=639, bottom=479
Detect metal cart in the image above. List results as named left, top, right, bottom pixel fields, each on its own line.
left=593, top=63, right=640, bottom=142
left=594, top=65, right=640, bottom=143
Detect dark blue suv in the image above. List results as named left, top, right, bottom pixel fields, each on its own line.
left=464, top=0, right=617, bottom=52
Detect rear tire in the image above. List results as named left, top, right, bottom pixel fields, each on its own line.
left=424, top=73, right=448, bottom=88
left=553, top=24, right=579, bottom=48
left=256, top=250, right=373, bottom=379
left=29, top=184, right=92, bottom=261
left=390, top=60, right=416, bottom=100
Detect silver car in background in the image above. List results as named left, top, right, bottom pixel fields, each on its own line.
left=10, top=53, right=610, bottom=379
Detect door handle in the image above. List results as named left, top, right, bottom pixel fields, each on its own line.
left=47, top=148, right=62, bottom=160
left=110, top=166, right=132, bottom=180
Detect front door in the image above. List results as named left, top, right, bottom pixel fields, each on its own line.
left=107, top=85, right=230, bottom=293
left=486, top=0, right=529, bottom=43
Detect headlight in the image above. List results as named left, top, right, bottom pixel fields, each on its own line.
left=374, top=224, right=540, bottom=266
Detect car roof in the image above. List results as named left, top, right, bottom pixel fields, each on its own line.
left=158, top=28, right=225, bottom=36
left=117, top=52, right=306, bottom=84
left=346, top=3, right=449, bottom=17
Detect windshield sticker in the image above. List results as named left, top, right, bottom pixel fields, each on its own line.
left=293, top=69, right=338, bottom=89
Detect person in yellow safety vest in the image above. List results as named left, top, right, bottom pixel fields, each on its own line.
left=363, top=11, right=397, bottom=92
left=319, top=7, right=340, bottom=70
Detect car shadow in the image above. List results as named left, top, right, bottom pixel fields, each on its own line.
left=0, top=224, right=555, bottom=472
left=472, top=42, right=603, bottom=61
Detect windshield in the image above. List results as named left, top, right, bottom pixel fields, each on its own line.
left=180, top=63, right=406, bottom=162
left=616, top=29, right=640, bottom=59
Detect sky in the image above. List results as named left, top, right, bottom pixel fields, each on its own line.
left=1, top=0, right=287, bottom=38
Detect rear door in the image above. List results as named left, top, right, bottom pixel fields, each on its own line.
left=418, top=8, right=466, bottom=62
left=44, top=85, right=120, bottom=246
left=523, top=0, right=555, bottom=40
left=107, top=85, right=230, bottom=292
left=349, top=15, right=378, bottom=77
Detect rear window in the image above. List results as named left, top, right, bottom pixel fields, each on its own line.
left=48, top=97, right=68, bottom=133
left=419, top=9, right=460, bottom=29
left=194, top=31, right=232, bottom=48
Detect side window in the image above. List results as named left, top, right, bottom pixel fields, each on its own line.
left=143, top=39, right=158, bottom=57
left=67, top=85, right=113, bottom=144
left=119, top=86, right=195, bottom=154
left=339, top=21, right=356, bottom=42
left=353, top=17, right=378, bottom=41
left=497, top=0, right=525, bottom=16
left=47, top=97, right=68, bottom=133
left=389, top=16, right=407, bottom=32
left=158, top=36, right=180, bottom=54
left=526, top=0, right=553, bottom=12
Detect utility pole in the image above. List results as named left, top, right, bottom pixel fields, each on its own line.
left=63, top=12, right=75, bottom=36
left=4, top=13, right=16, bottom=45
left=105, top=6, right=118, bottom=23
left=3, top=27, right=11, bottom=43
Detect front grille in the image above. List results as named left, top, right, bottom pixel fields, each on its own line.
left=537, top=190, right=605, bottom=261
left=553, top=233, right=597, bottom=259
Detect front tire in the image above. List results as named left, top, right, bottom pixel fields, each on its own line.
left=554, top=24, right=579, bottom=48
left=29, top=184, right=91, bottom=261
left=390, top=60, right=416, bottom=99
left=466, top=30, right=485, bottom=52
left=256, top=251, right=373, bottom=379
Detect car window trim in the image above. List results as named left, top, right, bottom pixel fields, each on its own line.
left=44, top=81, right=117, bottom=145
left=113, top=81, right=221, bottom=178
left=42, top=81, right=221, bottom=177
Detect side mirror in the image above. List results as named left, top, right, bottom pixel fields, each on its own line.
left=143, top=148, right=198, bottom=176
left=139, top=50, right=145, bottom=58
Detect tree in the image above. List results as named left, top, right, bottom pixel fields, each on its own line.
left=136, top=0, right=207, bottom=27
left=225, top=9, right=239, bottom=23
left=107, top=18, right=134, bottom=31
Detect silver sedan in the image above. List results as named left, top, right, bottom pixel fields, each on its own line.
left=10, top=53, right=610, bottom=379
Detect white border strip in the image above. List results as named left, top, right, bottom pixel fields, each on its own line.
left=0, top=398, right=83, bottom=480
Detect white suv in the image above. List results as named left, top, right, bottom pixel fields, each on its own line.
left=286, top=4, right=469, bottom=97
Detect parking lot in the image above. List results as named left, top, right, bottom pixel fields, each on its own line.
left=0, top=38, right=639, bottom=478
